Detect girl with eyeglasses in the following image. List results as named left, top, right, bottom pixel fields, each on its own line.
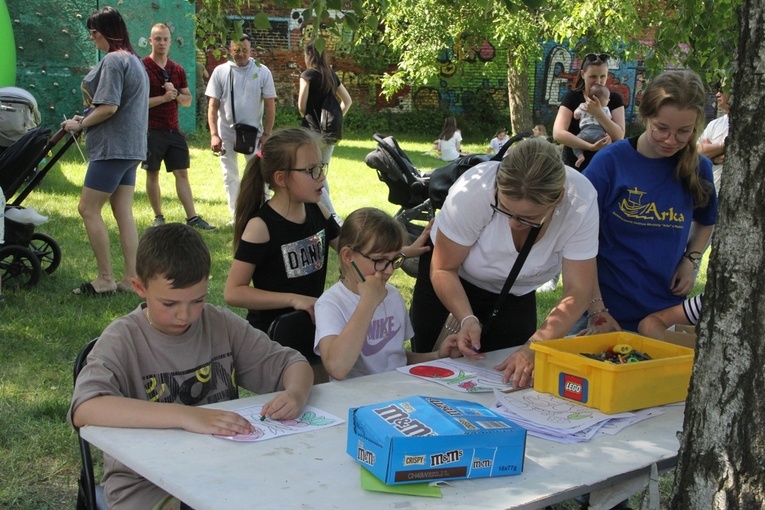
left=410, top=138, right=600, bottom=388
left=553, top=53, right=626, bottom=170
left=225, top=128, right=430, bottom=333
left=225, top=128, right=341, bottom=332
left=314, top=208, right=460, bottom=380
left=580, top=70, right=717, bottom=334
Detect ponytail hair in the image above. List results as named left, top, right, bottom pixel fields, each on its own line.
left=233, top=128, right=324, bottom=250
left=639, top=71, right=712, bottom=208
left=304, top=39, right=337, bottom=97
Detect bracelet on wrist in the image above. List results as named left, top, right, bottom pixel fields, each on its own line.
left=460, top=314, right=481, bottom=330
left=684, top=251, right=702, bottom=269
left=586, top=307, right=609, bottom=319
left=589, top=296, right=603, bottom=305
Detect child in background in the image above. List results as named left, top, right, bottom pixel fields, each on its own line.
left=436, top=116, right=467, bottom=161
left=224, top=128, right=341, bottom=332
left=314, top=207, right=460, bottom=380
left=69, top=223, right=313, bottom=509
left=638, top=293, right=704, bottom=340
left=488, top=127, right=508, bottom=155
left=573, top=83, right=612, bottom=167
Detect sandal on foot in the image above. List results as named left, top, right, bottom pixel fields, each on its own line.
left=72, top=282, right=115, bottom=296
left=116, top=281, right=135, bottom=293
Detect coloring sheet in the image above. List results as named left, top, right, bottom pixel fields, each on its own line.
left=214, top=404, right=344, bottom=442
left=397, top=359, right=514, bottom=393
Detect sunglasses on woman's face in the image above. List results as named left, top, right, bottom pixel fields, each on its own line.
left=584, top=53, right=610, bottom=64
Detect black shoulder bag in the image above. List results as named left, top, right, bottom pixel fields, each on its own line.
left=433, top=225, right=540, bottom=349
left=229, top=68, right=259, bottom=154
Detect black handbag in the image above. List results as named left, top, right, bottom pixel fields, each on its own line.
left=229, top=69, right=259, bottom=154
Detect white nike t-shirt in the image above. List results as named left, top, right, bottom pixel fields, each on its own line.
left=315, top=281, right=411, bottom=379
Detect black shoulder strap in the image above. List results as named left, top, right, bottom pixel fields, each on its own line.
left=483, top=225, right=541, bottom=335
left=229, top=67, right=237, bottom=124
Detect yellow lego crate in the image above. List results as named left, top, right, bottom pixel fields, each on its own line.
left=530, top=332, right=695, bottom=414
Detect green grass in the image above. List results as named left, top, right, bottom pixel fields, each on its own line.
left=0, top=132, right=704, bottom=508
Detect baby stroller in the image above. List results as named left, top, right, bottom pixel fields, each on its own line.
left=365, top=133, right=434, bottom=277
left=365, top=132, right=531, bottom=278
left=0, top=126, right=74, bottom=288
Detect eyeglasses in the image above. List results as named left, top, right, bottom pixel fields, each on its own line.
left=648, top=123, right=695, bottom=144
left=287, top=163, right=327, bottom=180
left=161, top=69, right=170, bottom=83
left=491, top=191, right=551, bottom=229
left=584, top=53, right=610, bottom=63
left=353, top=250, right=406, bottom=272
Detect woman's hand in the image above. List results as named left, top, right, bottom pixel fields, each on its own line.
left=455, top=320, right=485, bottom=360
left=577, top=310, right=621, bottom=336
left=671, top=258, right=696, bottom=296
left=495, top=345, right=535, bottom=387
left=61, top=116, right=84, bottom=133
left=590, top=134, right=611, bottom=151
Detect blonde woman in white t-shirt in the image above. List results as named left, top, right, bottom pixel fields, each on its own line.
left=411, top=137, right=600, bottom=388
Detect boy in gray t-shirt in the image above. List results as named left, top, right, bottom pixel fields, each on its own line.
left=69, top=223, right=313, bottom=509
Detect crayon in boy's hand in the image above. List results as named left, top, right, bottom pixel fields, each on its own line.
left=350, top=261, right=366, bottom=282
left=260, top=414, right=266, bottom=422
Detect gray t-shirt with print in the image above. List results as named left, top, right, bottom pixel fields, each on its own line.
left=81, top=50, right=149, bottom=161
left=69, top=303, right=307, bottom=509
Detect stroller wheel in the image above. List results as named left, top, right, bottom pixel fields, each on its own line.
left=0, top=245, right=42, bottom=288
left=29, top=232, right=61, bottom=274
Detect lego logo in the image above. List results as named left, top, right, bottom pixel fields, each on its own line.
left=565, top=381, right=582, bottom=393
left=559, top=373, right=588, bottom=403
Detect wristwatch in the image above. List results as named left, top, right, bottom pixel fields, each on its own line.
left=685, top=251, right=702, bottom=270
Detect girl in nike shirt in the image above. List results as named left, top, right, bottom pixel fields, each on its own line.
left=313, top=208, right=460, bottom=380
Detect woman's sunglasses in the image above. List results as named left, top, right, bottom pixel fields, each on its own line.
left=584, top=53, right=610, bottom=64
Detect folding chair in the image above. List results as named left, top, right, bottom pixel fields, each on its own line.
left=72, top=338, right=107, bottom=510
left=267, top=310, right=329, bottom=384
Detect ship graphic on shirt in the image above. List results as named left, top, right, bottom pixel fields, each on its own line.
left=618, top=187, right=685, bottom=223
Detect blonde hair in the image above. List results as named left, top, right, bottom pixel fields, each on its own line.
left=233, top=128, right=323, bottom=249
left=496, top=137, right=565, bottom=206
left=639, top=71, right=712, bottom=207
left=338, top=208, right=406, bottom=276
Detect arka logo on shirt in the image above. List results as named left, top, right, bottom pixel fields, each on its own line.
left=282, top=231, right=325, bottom=278
left=618, top=187, right=685, bottom=223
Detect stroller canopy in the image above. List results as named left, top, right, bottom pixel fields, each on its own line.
left=0, top=87, right=41, bottom=148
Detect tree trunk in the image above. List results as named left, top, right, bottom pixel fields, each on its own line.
left=670, top=0, right=765, bottom=507
left=506, top=51, right=532, bottom=134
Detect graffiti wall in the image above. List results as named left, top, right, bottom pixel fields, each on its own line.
left=533, top=41, right=642, bottom=128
